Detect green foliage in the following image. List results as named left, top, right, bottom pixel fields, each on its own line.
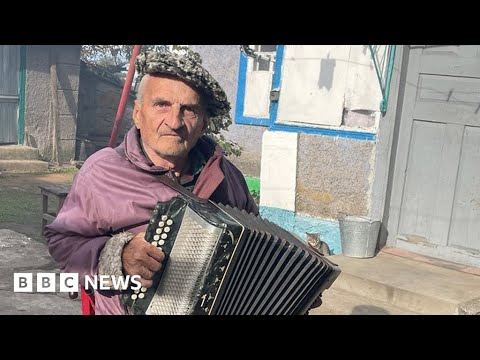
left=250, top=189, right=260, bottom=204
left=81, top=45, right=168, bottom=81
left=244, top=176, right=260, bottom=205
left=209, top=132, right=242, bottom=157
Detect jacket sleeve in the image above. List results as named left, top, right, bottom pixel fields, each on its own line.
left=44, top=169, right=111, bottom=285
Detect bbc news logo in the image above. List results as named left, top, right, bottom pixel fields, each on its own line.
left=13, top=273, right=142, bottom=292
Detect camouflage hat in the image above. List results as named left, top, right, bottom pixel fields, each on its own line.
left=135, top=51, right=231, bottom=129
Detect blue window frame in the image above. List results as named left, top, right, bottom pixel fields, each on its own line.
left=234, top=45, right=281, bottom=126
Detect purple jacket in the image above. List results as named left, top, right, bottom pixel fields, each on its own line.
left=45, top=126, right=258, bottom=315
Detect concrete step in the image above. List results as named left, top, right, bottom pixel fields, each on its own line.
left=324, top=252, right=480, bottom=315
left=0, top=160, right=48, bottom=173
left=310, top=287, right=418, bottom=315
left=0, top=145, right=40, bottom=160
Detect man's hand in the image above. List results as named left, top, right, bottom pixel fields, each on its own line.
left=122, top=232, right=164, bottom=288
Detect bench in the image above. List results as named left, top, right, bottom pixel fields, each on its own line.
left=39, top=184, right=71, bottom=235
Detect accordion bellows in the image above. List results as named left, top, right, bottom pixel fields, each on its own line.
left=122, top=196, right=341, bottom=315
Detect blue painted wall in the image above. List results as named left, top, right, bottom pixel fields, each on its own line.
left=259, top=206, right=342, bottom=255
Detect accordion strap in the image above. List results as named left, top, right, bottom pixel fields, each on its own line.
left=150, top=172, right=207, bottom=203
left=114, top=145, right=206, bottom=203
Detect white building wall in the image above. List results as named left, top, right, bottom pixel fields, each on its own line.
left=344, top=45, right=383, bottom=112
left=260, top=130, right=298, bottom=211
left=276, top=45, right=351, bottom=126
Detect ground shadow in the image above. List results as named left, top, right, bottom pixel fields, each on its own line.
left=351, top=305, right=390, bottom=315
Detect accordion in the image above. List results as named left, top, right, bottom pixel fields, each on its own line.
left=122, top=196, right=341, bottom=315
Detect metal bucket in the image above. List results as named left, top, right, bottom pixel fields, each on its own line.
left=339, top=215, right=381, bottom=258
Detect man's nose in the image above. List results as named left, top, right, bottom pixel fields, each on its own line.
left=164, top=103, right=184, bottom=129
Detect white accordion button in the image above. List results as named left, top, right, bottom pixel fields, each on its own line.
left=138, top=293, right=145, bottom=299
left=134, top=289, right=140, bottom=294
left=158, top=239, right=165, bottom=246
left=158, top=221, right=165, bottom=227
left=131, top=294, right=138, bottom=300
left=153, top=235, right=160, bottom=241
left=164, top=227, right=170, bottom=233
left=161, top=233, right=167, bottom=240
left=166, top=219, right=173, bottom=226
left=141, top=287, right=147, bottom=293
left=161, top=215, right=168, bottom=221
left=152, top=241, right=158, bottom=247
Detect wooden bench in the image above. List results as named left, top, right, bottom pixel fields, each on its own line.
left=39, top=184, right=71, bottom=235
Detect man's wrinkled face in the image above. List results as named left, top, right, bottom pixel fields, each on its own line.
left=133, top=75, right=208, bottom=162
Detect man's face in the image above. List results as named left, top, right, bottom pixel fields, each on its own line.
left=133, top=75, right=208, bottom=162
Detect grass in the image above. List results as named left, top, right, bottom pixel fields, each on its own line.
left=0, top=189, right=41, bottom=223
left=0, top=171, right=76, bottom=241
left=0, top=187, right=58, bottom=241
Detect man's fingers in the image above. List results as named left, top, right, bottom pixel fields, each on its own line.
left=138, top=278, right=153, bottom=289
left=146, top=244, right=165, bottom=263
left=139, top=266, right=154, bottom=280
left=142, top=254, right=162, bottom=273
left=122, top=235, right=165, bottom=273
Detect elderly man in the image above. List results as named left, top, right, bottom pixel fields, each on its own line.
left=45, top=51, right=258, bottom=315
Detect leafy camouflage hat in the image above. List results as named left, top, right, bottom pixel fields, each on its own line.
left=135, top=50, right=231, bottom=131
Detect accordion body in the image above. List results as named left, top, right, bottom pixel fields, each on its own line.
left=122, top=196, right=340, bottom=315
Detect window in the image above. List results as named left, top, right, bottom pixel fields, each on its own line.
left=235, top=45, right=279, bottom=126
left=250, top=45, right=277, bottom=72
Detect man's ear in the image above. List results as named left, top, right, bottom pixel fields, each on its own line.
left=132, top=99, right=142, bottom=129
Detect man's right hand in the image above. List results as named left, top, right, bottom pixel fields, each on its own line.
left=122, top=232, right=164, bottom=288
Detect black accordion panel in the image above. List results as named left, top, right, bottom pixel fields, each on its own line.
left=122, top=196, right=341, bottom=315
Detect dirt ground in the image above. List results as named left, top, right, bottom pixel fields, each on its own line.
left=0, top=170, right=77, bottom=243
